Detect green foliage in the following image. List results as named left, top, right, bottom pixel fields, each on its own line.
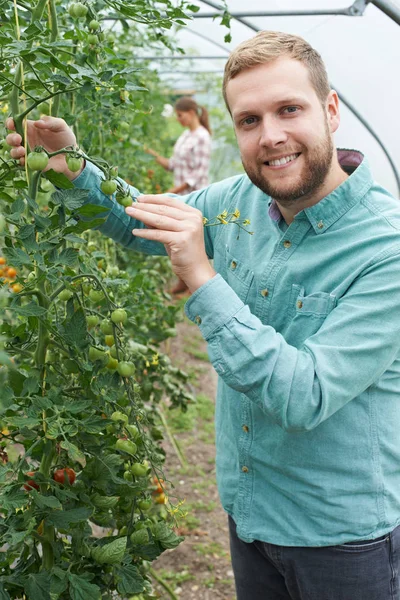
left=0, top=0, right=210, bottom=597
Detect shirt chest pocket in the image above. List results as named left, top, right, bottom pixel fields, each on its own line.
left=224, top=246, right=254, bottom=305
left=285, top=284, right=337, bottom=344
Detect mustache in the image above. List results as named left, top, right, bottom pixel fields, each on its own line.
left=258, top=150, right=302, bottom=162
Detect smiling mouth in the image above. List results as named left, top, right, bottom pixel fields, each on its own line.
left=265, top=153, right=300, bottom=167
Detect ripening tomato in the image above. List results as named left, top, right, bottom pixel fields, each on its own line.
left=6, top=267, right=17, bottom=279
left=24, top=471, right=39, bottom=491
left=53, top=467, right=76, bottom=485
left=154, top=492, right=167, bottom=504
left=11, top=283, right=23, bottom=293
left=104, top=334, right=114, bottom=347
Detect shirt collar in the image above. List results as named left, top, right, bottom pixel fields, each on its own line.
left=268, top=149, right=373, bottom=234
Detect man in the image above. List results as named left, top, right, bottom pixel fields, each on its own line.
left=7, top=30, right=400, bottom=600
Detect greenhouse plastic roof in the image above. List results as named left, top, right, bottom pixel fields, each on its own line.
left=140, top=0, right=400, bottom=196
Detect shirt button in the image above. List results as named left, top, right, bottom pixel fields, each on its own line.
left=242, top=425, right=249, bottom=433
left=297, top=300, right=303, bottom=309
left=283, top=240, right=291, bottom=248
left=231, top=260, right=237, bottom=269
left=260, top=289, right=269, bottom=297
left=317, top=220, right=324, bottom=229
left=242, top=466, right=249, bottom=473
left=194, top=315, right=202, bottom=325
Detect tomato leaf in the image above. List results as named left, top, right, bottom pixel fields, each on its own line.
left=68, top=574, right=101, bottom=600
left=47, top=507, right=92, bottom=527
left=8, top=302, right=47, bottom=317
left=32, top=494, right=62, bottom=510
left=44, top=169, right=74, bottom=190
left=115, top=564, right=146, bottom=595
left=24, top=572, right=51, bottom=600
left=91, top=536, right=127, bottom=564
left=60, top=440, right=86, bottom=467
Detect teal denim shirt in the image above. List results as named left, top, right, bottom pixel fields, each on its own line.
left=74, top=150, right=400, bottom=546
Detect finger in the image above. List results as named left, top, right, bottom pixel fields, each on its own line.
left=137, top=193, right=200, bottom=214
left=132, top=227, right=178, bottom=245
left=34, top=115, right=69, bottom=132
left=127, top=206, right=186, bottom=232
left=125, top=202, right=193, bottom=221
left=10, top=147, right=26, bottom=160
left=6, top=132, right=23, bottom=147
left=5, top=118, right=15, bottom=131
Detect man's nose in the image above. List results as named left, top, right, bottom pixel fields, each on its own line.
left=259, top=117, right=288, bottom=148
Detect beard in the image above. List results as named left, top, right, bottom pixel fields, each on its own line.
left=242, top=128, right=334, bottom=207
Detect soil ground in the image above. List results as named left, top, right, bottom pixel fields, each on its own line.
left=151, top=305, right=236, bottom=600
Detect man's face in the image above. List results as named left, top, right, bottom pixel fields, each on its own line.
left=226, top=58, right=338, bottom=206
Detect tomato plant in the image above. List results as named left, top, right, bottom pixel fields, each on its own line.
left=0, top=0, right=199, bottom=597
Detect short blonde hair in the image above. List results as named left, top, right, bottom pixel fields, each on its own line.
left=223, top=31, right=331, bottom=110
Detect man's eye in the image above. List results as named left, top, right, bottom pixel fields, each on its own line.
left=283, top=106, right=299, bottom=114
left=242, top=116, right=257, bottom=126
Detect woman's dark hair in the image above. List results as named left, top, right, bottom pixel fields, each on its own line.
left=174, top=96, right=212, bottom=135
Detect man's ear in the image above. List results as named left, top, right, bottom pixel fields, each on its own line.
left=326, top=90, right=340, bottom=134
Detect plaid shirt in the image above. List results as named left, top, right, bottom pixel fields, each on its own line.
left=168, top=126, right=211, bottom=193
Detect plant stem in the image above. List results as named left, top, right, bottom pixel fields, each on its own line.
left=149, top=567, right=179, bottom=600
left=39, top=440, right=56, bottom=571
left=157, top=406, right=187, bottom=468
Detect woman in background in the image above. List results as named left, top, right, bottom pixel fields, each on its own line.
left=146, top=96, right=212, bottom=294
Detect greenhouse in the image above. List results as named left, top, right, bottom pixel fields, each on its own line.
left=0, top=1, right=400, bottom=598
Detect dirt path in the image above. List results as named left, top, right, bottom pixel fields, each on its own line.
left=151, top=312, right=236, bottom=600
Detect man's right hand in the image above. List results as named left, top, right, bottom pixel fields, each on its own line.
left=5, top=116, right=84, bottom=180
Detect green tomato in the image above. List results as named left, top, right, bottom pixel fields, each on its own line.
left=111, top=309, right=127, bottom=325
left=110, top=166, right=118, bottom=177
left=109, top=345, right=118, bottom=359
left=130, top=528, right=149, bottom=545
left=89, top=19, right=100, bottom=30
left=69, top=2, right=88, bottom=18
left=40, top=178, right=54, bottom=192
left=100, top=179, right=117, bottom=195
left=104, top=334, right=114, bottom=347
left=66, top=154, right=83, bottom=172
left=115, top=439, right=137, bottom=456
left=100, top=320, right=113, bottom=335
left=58, top=289, right=73, bottom=301
left=131, top=462, right=148, bottom=477
left=86, top=315, right=99, bottom=328
left=111, top=411, right=129, bottom=424
left=119, top=121, right=130, bottom=132
left=64, top=359, right=79, bottom=374
left=123, top=470, right=133, bottom=482
left=87, top=33, right=98, bottom=45
left=117, top=361, right=135, bottom=377
left=0, top=214, right=6, bottom=234
left=138, top=499, right=152, bottom=511
left=88, top=346, right=107, bottom=362
left=27, top=151, right=49, bottom=171
left=117, top=195, right=133, bottom=208
left=125, top=424, right=139, bottom=440
left=106, top=356, right=118, bottom=370
left=89, top=289, right=104, bottom=303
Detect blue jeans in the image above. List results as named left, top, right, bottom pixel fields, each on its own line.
left=228, top=516, right=400, bottom=600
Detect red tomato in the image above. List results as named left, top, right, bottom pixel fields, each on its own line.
left=24, top=471, right=39, bottom=491
left=53, top=467, right=76, bottom=485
